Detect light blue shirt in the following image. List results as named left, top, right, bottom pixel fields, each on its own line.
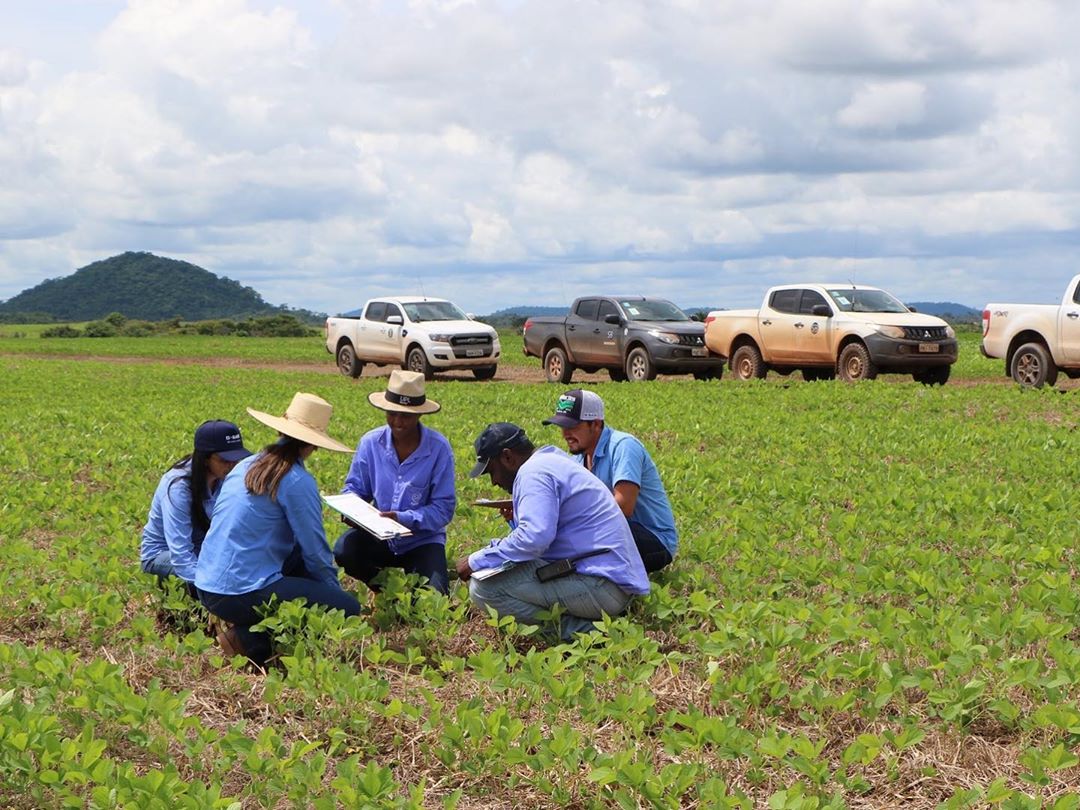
left=195, top=453, right=341, bottom=595
left=468, top=446, right=649, bottom=595
left=343, top=424, right=456, bottom=554
left=577, top=426, right=678, bottom=557
left=139, top=462, right=217, bottom=583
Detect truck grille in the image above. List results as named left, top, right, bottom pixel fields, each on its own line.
left=450, top=333, right=494, bottom=359
left=902, top=326, right=949, bottom=340
left=677, top=334, right=706, bottom=346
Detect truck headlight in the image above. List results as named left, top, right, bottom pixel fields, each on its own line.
left=648, top=330, right=681, bottom=344
left=429, top=333, right=453, bottom=343
left=945, top=325, right=956, bottom=339
left=875, top=325, right=906, bottom=339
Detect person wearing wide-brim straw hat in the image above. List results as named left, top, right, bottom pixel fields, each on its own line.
left=195, top=392, right=361, bottom=666
left=334, top=370, right=456, bottom=596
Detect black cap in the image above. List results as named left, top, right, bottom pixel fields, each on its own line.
left=194, top=420, right=251, bottom=462
left=469, top=422, right=528, bottom=478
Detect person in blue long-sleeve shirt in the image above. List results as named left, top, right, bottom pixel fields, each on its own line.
left=455, top=423, right=648, bottom=640
left=334, top=370, right=456, bottom=594
left=140, top=420, right=251, bottom=589
left=196, top=392, right=361, bottom=666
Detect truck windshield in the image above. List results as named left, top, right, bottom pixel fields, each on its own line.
left=401, top=301, right=468, bottom=322
left=825, top=288, right=909, bottom=314
left=617, top=299, right=690, bottom=322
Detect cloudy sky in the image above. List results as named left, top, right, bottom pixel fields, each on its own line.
left=1, top=0, right=1078, bottom=314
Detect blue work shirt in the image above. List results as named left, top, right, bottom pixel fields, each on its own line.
left=195, top=453, right=341, bottom=595
left=469, top=446, right=649, bottom=595
left=343, top=424, right=456, bottom=555
left=578, top=426, right=678, bottom=557
left=139, top=462, right=218, bottom=583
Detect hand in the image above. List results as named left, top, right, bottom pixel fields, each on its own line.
left=455, top=556, right=473, bottom=582
left=498, top=504, right=514, bottom=523
left=379, top=511, right=398, bottom=521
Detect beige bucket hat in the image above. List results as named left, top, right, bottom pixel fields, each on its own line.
left=246, top=392, right=353, bottom=453
left=368, top=370, right=441, bottom=415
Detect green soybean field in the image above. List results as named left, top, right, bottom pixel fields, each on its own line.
left=1, top=341, right=1079, bottom=809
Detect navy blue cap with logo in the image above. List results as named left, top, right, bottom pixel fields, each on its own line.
left=469, top=422, right=528, bottom=478
left=194, top=420, right=252, bottom=462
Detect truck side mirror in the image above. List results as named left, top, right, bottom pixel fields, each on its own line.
left=906, top=305, right=918, bottom=313
left=811, top=305, right=832, bottom=317
left=387, top=315, right=403, bottom=325
left=604, top=313, right=622, bottom=325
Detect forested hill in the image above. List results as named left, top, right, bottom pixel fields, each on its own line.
left=0, top=252, right=324, bottom=323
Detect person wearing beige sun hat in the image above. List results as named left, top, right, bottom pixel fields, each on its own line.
left=334, top=370, right=456, bottom=595
left=195, top=392, right=361, bottom=666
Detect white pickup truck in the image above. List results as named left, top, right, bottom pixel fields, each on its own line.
left=704, top=283, right=958, bottom=384
left=324, top=296, right=501, bottom=380
left=980, top=274, right=1080, bottom=387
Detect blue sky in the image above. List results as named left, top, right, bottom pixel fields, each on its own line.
left=1, top=0, right=1078, bottom=314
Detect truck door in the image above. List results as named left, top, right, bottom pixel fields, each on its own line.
left=376, top=303, right=406, bottom=361
left=763, top=288, right=801, bottom=362
left=566, top=298, right=600, bottom=362
left=1061, top=279, right=1080, bottom=363
left=357, top=302, right=387, bottom=359
left=793, top=289, right=833, bottom=362
left=595, top=299, right=623, bottom=364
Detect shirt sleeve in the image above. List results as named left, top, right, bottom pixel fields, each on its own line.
left=342, top=439, right=374, bottom=500
left=160, top=476, right=199, bottom=583
left=394, top=442, right=457, bottom=532
left=280, top=469, right=341, bottom=588
left=468, top=468, right=558, bottom=570
left=609, top=436, right=646, bottom=488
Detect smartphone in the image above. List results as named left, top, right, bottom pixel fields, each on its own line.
left=535, top=558, right=575, bottom=582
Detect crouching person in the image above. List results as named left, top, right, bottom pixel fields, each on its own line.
left=455, top=423, right=648, bottom=641
left=195, top=393, right=361, bottom=667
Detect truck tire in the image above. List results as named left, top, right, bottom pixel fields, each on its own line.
left=625, top=347, right=657, bottom=381
left=336, top=343, right=363, bottom=378
left=544, top=346, right=574, bottom=384
left=731, top=344, right=767, bottom=381
left=913, top=366, right=951, bottom=386
left=837, top=342, right=878, bottom=382
left=1010, top=342, right=1058, bottom=388
left=608, top=367, right=628, bottom=382
left=406, top=346, right=435, bottom=381
left=472, top=365, right=497, bottom=380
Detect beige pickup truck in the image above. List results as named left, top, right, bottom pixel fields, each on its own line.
left=704, top=283, right=958, bottom=384
left=980, top=274, right=1080, bottom=387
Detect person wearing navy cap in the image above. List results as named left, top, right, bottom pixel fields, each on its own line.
left=140, top=420, right=251, bottom=587
left=455, top=422, right=649, bottom=640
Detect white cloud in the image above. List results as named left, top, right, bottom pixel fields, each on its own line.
left=0, top=0, right=1078, bottom=313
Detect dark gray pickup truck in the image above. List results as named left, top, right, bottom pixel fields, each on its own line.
left=522, top=296, right=726, bottom=382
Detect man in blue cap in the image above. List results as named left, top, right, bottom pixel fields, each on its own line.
left=543, top=389, right=677, bottom=572
left=455, top=422, right=648, bottom=640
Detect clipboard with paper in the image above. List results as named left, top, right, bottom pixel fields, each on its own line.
left=321, top=492, right=412, bottom=540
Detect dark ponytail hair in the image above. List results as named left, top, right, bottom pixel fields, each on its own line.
left=245, top=437, right=310, bottom=501
left=167, top=450, right=213, bottom=535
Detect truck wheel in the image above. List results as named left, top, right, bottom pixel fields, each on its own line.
left=472, top=365, right=497, bottom=380
left=1010, top=342, right=1058, bottom=388
left=625, top=347, right=657, bottom=381
left=731, top=344, right=766, bottom=380
left=336, top=343, right=363, bottom=378
left=913, top=366, right=951, bottom=386
left=837, top=343, right=878, bottom=382
left=406, top=346, right=435, bottom=381
left=544, top=347, right=574, bottom=384
left=608, top=367, right=628, bottom=382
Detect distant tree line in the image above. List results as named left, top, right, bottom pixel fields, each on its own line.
left=41, top=312, right=317, bottom=338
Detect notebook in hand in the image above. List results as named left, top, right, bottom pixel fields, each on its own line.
left=321, top=492, right=413, bottom=540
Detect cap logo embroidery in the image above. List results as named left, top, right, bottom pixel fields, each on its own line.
left=556, top=397, right=575, bottom=413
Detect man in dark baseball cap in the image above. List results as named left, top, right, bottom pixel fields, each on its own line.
left=468, top=422, right=530, bottom=479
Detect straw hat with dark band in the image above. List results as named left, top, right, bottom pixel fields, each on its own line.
left=246, top=392, right=353, bottom=453
left=368, top=370, right=441, bottom=415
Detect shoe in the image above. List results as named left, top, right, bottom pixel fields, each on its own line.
left=216, top=624, right=246, bottom=658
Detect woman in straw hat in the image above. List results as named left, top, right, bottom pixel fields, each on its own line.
left=334, top=370, right=456, bottom=595
left=140, top=419, right=251, bottom=591
left=195, top=392, right=361, bottom=666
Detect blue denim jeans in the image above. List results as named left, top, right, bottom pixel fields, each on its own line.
left=468, top=559, right=633, bottom=641
left=334, top=527, right=449, bottom=595
left=630, top=522, right=674, bottom=573
left=198, top=575, right=361, bottom=667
